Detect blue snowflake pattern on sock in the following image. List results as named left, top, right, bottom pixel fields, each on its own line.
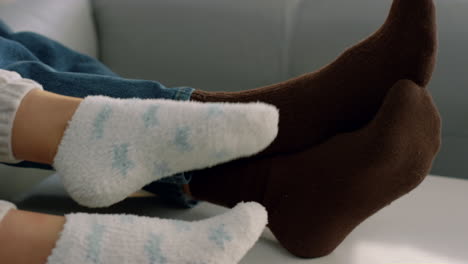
left=208, top=223, right=232, bottom=250
left=91, top=104, right=112, bottom=140
left=212, top=150, right=229, bottom=160
left=145, top=233, right=167, bottom=264
left=153, top=161, right=172, bottom=177
left=207, top=104, right=224, bottom=117
left=143, top=105, right=160, bottom=128
left=174, top=127, right=193, bottom=152
left=86, top=223, right=106, bottom=264
left=112, top=144, right=135, bottom=176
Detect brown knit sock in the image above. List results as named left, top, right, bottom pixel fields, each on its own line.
left=190, top=80, right=442, bottom=258
left=191, top=0, right=437, bottom=156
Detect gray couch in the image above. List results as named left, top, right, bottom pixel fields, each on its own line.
left=1, top=0, right=467, bottom=200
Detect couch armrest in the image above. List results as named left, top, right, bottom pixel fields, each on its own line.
left=0, top=0, right=98, bottom=58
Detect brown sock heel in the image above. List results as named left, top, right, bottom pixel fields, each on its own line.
left=190, top=80, right=442, bottom=258
left=191, top=0, right=437, bottom=156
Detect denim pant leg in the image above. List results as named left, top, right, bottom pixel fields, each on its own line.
left=0, top=19, right=116, bottom=76
left=0, top=21, right=198, bottom=208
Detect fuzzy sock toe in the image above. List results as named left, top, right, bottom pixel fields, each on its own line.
left=190, top=80, right=442, bottom=257
left=191, top=0, right=437, bottom=156
left=46, top=202, right=267, bottom=264
left=53, top=96, right=278, bottom=208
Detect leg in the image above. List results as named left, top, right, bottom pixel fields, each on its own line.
left=11, top=89, right=81, bottom=164
left=191, top=0, right=437, bottom=156
left=0, top=22, right=188, bottom=102
left=190, top=80, right=442, bottom=257
left=1, top=35, right=194, bottom=171
left=0, top=25, right=200, bottom=207
left=0, top=200, right=267, bottom=264
left=0, top=202, right=65, bottom=264
left=1, top=70, right=278, bottom=207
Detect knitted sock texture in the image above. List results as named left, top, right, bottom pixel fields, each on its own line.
left=190, top=80, right=442, bottom=258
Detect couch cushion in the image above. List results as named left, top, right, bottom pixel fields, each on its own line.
left=92, top=0, right=288, bottom=91
left=0, top=0, right=98, bottom=58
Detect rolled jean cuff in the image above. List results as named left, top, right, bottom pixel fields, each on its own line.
left=172, top=86, right=194, bottom=101
left=143, top=172, right=199, bottom=208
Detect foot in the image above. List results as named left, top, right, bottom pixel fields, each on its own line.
left=191, top=0, right=437, bottom=156
left=190, top=80, right=442, bottom=257
left=47, top=202, right=267, bottom=264
left=52, top=96, right=278, bottom=208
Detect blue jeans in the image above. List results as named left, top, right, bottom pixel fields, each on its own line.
left=0, top=20, right=198, bottom=208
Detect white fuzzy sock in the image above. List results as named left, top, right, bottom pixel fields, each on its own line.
left=54, top=96, right=278, bottom=207
left=47, top=202, right=267, bottom=264
left=0, top=200, right=16, bottom=222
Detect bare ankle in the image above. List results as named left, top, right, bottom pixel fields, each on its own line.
left=11, top=90, right=82, bottom=164
left=0, top=209, right=65, bottom=264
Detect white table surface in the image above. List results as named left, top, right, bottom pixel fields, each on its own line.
left=241, top=174, right=468, bottom=264
left=14, top=174, right=468, bottom=264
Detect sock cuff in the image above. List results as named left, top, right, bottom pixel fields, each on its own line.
left=0, top=69, right=43, bottom=163
left=46, top=213, right=84, bottom=264
left=0, top=200, right=17, bottom=222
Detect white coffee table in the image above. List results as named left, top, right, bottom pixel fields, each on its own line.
left=14, top=174, right=468, bottom=264
left=239, top=175, right=468, bottom=263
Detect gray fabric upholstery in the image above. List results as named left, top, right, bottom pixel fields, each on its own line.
left=0, top=0, right=98, bottom=57
left=92, top=0, right=288, bottom=91
left=429, top=0, right=468, bottom=179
